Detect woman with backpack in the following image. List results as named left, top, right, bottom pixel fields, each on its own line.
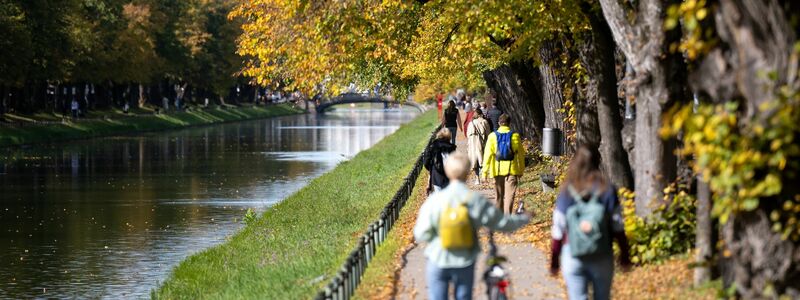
left=414, top=152, right=530, bottom=300
left=425, top=128, right=457, bottom=193
left=442, top=100, right=461, bottom=145
left=466, top=108, right=491, bottom=185
left=549, top=145, right=632, bottom=300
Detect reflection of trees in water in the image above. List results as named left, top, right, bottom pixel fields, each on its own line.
left=0, top=110, right=418, bottom=298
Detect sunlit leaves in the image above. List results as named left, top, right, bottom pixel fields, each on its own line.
left=230, top=0, right=588, bottom=99
left=662, top=87, right=800, bottom=240
left=665, top=0, right=716, bottom=60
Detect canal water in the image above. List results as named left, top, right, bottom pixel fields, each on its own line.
left=0, top=108, right=419, bottom=299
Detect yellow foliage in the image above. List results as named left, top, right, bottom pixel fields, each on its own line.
left=230, top=0, right=587, bottom=99
left=662, top=90, right=800, bottom=240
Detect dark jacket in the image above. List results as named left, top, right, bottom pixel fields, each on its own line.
left=486, top=107, right=502, bottom=131
left=424, top=139, right=457, bottom=189
left=444, top=109, right=458, bottom=128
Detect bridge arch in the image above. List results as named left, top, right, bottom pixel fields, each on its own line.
left=315, top=93, right=425, bottom=113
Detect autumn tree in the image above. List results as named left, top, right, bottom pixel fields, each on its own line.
left=663, top=0, right=800, bottom=296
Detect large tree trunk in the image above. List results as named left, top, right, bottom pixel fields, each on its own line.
left=482, top=61, right=546, bottom=144
left=575, top=85, right=601, bottom=149
left=687, top=0, right=800, bottom=296
left=598, top=0, right=681, bottom=216
left=724, top=210, right=800, bottom=298
left=578, top=3, right=635, bottom=189
left=537, top=39, right=567, bottom=131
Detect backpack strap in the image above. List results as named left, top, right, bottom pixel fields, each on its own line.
left=567, top=184, right=602, bottom=204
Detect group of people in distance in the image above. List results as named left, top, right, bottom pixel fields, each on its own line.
left=418, top=94, right=632, bottom=300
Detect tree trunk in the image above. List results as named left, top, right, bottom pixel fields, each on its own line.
left=575, top=85, right=601, bottom=149
left=724, top=210, right=800, bottom=298
left=0, top=85, right=6, bottom=118
left=482, top=61, right=546, bottom=143
left=578, top=3, right=635, bottom=189
left=598, top=0, right=680, bottom=216
left=694, top=177, right=713, bottom=286
left=537, top=39, right=567, bottom=131
left=687, top=0, right=800, bottom=296
left=138, top=84, right=145, bottom=108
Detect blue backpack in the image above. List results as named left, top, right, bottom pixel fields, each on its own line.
left=495, top=131, right=514, bottom=161
left=565, top=185, right=611, bottom=258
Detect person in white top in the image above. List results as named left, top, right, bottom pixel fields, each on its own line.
left=466, top=108, right=491, bottom=184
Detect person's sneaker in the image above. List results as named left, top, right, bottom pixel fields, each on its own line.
left=474, top=178, right=481, bottom=185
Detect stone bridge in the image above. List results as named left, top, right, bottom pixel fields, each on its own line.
left=315, top=93, right=425, bottom=113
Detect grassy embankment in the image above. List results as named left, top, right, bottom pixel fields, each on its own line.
left=155, top=110, right=437, bottom=299
left=353, top=173, right=428, bottom=300
left=0, top=104, right=303, bottom=147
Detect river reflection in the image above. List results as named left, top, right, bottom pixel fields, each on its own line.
left=0, top=108, right=419, bottom=299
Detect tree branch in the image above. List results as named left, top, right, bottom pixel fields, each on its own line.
left=597, top=0, right=639, bottom=67
left=486, top=33, right=515, bottom=50
left=438, top=23, right=461, bottom=58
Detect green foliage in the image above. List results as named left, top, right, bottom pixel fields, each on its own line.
left=0, top=0, right=243, bottom=93
left=243, top=208, right=257, bottom=226
left=662, top=87, right=800, bottom=240
left=620, top=184, right=696, bottom=264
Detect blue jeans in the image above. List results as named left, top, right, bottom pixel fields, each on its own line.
left=426, top=261, right=474, bottom=300
left=561, top=245, right=614, bottom=300
left=447, top=127, right=457, bottom=144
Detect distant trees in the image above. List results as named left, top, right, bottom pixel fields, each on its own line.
left=0, top=0, right=249, bottom=115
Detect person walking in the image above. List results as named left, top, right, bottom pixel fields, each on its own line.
left=466, top=108, right=491, bottom=185
left=481, top=114, right=525, bottom=214
left=485, top=101, right=502, bottom=132
left=549, top=145, right=632, bottom=300
left=70, top=99, right=79, bottom=119
left=442, top=100, right=461, bottom=145
left=462, top=99, right=474, bottom=138
left=414, top=152, right=530, bottom=300
left=425, top=128, right=457, bottom=193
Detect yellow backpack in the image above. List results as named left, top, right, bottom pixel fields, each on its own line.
left=439, top=195, right=474, bottom=250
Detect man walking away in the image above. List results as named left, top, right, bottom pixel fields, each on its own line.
left=414, top=152, right=529, bottom=300
left=485, top=101, right=502, bottom=132
left=481, top=114, right=526, bottom=214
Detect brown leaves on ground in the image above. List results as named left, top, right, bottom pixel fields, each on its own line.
left=612, top=255, right=716, bottom=299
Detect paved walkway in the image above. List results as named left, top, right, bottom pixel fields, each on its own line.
left=396, top=127, right=562, bottom=299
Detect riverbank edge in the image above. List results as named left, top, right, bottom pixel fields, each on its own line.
left=0, top=104, right=305, bottom=148
left=154, top=110, right=438, bottom=299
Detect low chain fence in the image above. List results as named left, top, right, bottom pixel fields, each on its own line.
left=314, top=124, right=441, bottom=300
